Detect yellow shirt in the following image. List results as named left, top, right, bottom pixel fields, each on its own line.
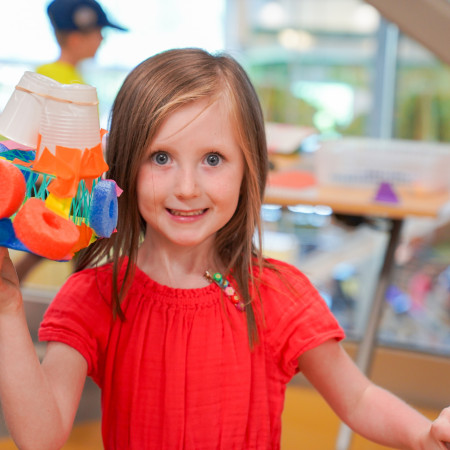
left=35, top=61, right=84, bottom=84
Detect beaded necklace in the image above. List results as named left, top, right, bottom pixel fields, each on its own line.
left=204, top=270, right=245, bottom=312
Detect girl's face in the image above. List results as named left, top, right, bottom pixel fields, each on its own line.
left=137, top=98, right=245, bottom=252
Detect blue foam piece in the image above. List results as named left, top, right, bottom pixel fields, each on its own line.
left=89, top=180, right=118, bottom=237
left=0, top=149, right=36, bottom=163
left=0, top=218, right=31, bottom=252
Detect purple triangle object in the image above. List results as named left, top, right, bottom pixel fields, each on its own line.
left=374, top=182, right=399, bottom=203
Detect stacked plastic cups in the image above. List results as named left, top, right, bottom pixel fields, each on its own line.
left=0, top=72, right=116, bottom=261
left=37, top=80, right=101, bottom=158
left=0, top=71, right=101, bottom=156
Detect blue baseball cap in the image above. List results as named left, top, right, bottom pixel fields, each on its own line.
left=47, top=0, right=128, bottom=32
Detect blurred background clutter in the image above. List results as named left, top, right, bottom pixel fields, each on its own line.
left=1, top=0, right=449, bottom=449
left=1, top=0, right=449, bottom=141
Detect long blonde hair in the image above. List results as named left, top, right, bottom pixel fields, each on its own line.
left=76, top=48, right=269, bottom=346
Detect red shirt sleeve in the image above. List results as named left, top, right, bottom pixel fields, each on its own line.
left=258, top=260, right=346, bottom=379
left=38, top=268, right=113, bottom=385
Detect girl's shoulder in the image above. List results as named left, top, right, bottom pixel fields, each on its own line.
left=256, top=258, right=315, bottom=292
left=252, top=258, right=326, bottom=317
left=56, top=262, right=115, bottom=306
left=66, top=257, right=134, bottom=291
left=67, top=262, right=114, bottom=285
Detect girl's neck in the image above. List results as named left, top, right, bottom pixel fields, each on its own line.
left=137, top=239, right=223, bottom=289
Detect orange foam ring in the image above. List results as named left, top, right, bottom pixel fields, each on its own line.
left=13, top=198, right=80, bottom=260
left=0, top=159, right=26, bottom=218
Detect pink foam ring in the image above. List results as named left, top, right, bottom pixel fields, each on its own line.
left=0, top=159, right=26, bottom=218
left=113, top=181, right=123, bottom=197
left=13, top=198, right=80, bottom=260
left=0, top=140, right=35, bottom=151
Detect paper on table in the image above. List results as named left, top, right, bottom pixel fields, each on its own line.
left=265, top=122, right=316, bottom=154
left=268, top=169, right=317, bottom=189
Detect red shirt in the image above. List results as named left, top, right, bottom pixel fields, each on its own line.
left=39, top=259, right=344, bottom=449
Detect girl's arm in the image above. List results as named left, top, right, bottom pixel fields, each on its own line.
left=299, top=339, right=450, bottom=450
left=0, top=247, right=87, bottom=450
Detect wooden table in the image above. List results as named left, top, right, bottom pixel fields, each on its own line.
left=265, top=179, right=450, bottom=219
left=265, top=162, right=450, bottom=450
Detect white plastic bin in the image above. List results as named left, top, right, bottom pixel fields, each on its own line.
left=315, top=138, right=450, bottom=193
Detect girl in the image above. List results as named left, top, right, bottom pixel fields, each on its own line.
left=0, top=48, right=449, bottom=449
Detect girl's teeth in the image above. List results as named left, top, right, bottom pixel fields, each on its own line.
left=171, top=209, right=204, bottom=216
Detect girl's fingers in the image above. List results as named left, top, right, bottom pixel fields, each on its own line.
left=0, top=247, right=19, bottom=287
left=0, top=247, right=8, bottom=276
left=431, top=407, right=450, bottom=449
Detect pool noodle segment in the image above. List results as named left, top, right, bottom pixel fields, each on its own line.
left=0, top=159, right=27, bottom=218
left=89, top=180, right=118, bottom=237
left=13, top=198, right=80, bottom=260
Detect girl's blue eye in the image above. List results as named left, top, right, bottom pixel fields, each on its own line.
left=205, top=153, right=222, bottom=167
left=152, top=152, right=170, bottom=165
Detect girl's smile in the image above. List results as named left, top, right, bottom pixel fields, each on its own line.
left=167, top=208, right=208, bottom=220
left=137, top=97, right=244, bottom=253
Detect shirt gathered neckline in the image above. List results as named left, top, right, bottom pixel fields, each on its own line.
left=126, top=262, right=227, bottom=309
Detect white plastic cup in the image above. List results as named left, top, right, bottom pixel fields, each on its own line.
left=37, top=83, right=101, bottom=158
left=0, top=72, right=59, bottom=147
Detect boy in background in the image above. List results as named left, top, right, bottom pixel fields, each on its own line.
left=36, top=0, right=127, bottom=84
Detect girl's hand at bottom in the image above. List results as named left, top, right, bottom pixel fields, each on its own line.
left=422, top=406, right=450, bottom=449
left=0, top=247, right=22, bottom=314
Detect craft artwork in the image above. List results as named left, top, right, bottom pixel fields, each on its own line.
left=0, top=72, right=120, bottom=261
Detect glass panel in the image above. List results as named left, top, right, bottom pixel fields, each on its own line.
left=240, top=0, right=381, bottom=138
left=394, top=34, right=450, bottom=142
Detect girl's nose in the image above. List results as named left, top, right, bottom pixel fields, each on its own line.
left=174, top=167, right=200, bottom=198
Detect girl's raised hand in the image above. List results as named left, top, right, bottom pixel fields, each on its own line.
left=432, top=407, right=450, bottom=449
left=0, top=247, right=22, bottom=314
left=419, top=406, right=450, bottom=449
